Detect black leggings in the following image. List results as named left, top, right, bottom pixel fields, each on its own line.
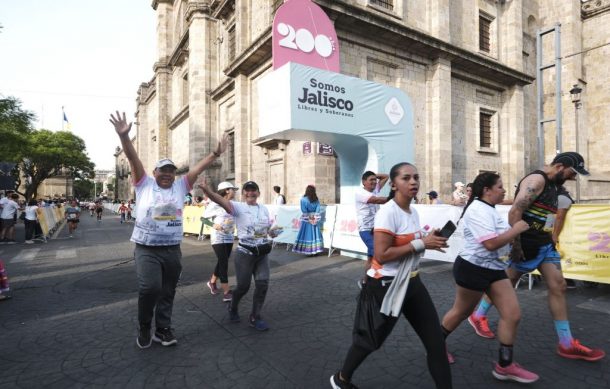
left=211, top=243, right=233, bottom=284
left=341, top=276, right=452, bottom=389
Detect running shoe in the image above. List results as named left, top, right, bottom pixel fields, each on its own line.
left=557, top=339, right=605, bottom=361
left=492, top=362, right=539, bottom=383
left=222, top=290, right=233, bottom=302
left=330, top=372, right=359, bottom=389
left=136, top=325, right=152, bottom=349
left=206, top=280, right=220, bottom=295
left=249, top=315, right=269, bottom=331
left=24, top=240, right=34, bottom=244
left=152, top=327, right=177, bottom=346
left=468, top=314, right=495, bottom=339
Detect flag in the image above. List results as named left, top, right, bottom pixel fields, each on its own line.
left=62, top=106, right=71, bottom=130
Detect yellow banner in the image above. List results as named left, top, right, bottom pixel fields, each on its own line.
left=182, top=205, right=211, bottom=235
left=37, top=208, right=50, bottom=237
left=558, top=204, right=610, bottom=284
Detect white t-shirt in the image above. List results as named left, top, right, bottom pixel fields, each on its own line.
left=230, top=201, right=272, bottom=246
left=367, top=200, right=421, bottom=278
left=1, top=199, right=18, bottom=219
left=355, top=184, right=381, bottom=231
left=25, top=205, right=39, bottom=221
left=275, top=194, right=285, bottom=205
left=460, top=199, right=510, bottom=270
left=131, top=175, right=190, bottom=246
left=204, top=201, right=235, bottom=244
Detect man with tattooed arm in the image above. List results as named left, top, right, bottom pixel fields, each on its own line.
left=467, top=152, right=604, bottom=362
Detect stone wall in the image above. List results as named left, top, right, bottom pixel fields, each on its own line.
left=133, top=0, right=610, bottom=205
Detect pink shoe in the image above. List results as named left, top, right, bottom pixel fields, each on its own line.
left=492, top=362, right=539, bottom=384
left=206, top=280, right=219, bottom=295
left=557, top=339, right=605, bottom=362
left=468, top=314, right=495, bottom=339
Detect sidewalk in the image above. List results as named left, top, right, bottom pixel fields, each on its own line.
left=0, top=213, right=608, bottom=388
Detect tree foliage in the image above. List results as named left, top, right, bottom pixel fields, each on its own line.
left=0, top=96, right=96, bottom=199
left=73, top=179, right=95, bottom=199
left=0, top=97, right=35, bottom=162
left=16, top=130, right=95, bottom=199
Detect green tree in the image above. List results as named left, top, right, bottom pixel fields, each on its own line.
left=0, top=97, right=35, bottom=162
left=73, top=179, right=95, bottom=199
left=16, top=130, right=95, bottom=199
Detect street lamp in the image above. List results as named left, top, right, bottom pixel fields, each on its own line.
left=569, top=84, right=582, bottom=202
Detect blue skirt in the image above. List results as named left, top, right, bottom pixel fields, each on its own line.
left=293, top=218, right=324, bottom=255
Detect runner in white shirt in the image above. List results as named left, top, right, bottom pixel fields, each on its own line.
left=203, top=181, right=238, bottom=302
left=0, top=193, right=19, bottom=244
left=355, top=171, right=389, bottom=260
left=332, top=162, right=451, bottom=389
left=110, top=110, right=227, bottom=349
left=198, top=179, right=281, bottom=331
left=440, top=172, right=537, bottom=383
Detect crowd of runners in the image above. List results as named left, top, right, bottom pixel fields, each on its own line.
left=105, top=111, right=604, bottom=389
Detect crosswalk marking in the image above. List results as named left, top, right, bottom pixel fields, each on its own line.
left=55, top=249, right=77, bottom=259
left=10, top=248, right=42, bottom=263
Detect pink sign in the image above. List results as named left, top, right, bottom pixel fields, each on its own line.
left=272, top=0, right=340, bottom=72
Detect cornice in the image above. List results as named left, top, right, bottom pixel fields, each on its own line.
left=151, top=0, right=172, bottom=11
left=209, top=77, right=235, bottom=101
left=169, top=31, right=189, bottom=67
left=582, top=0, right=610, bottom=19
left=169, top=105, right=189, bottom=130
left=223, top=27, right=272, bottom=77
left=317, top=0, right=534, bottom=86
left=185, top=1, right=211, bottom=22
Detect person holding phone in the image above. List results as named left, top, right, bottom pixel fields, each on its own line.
left=331, top=162, right=452, bottom=389
left=440, top=172, right=538, bottom=384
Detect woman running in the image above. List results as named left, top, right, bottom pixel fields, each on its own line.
left=441, top=172, right=538, bottom=383
left=198, top=180, right=280, bottom=331
left=331, top=162, right=452, bottom=389
left=204, top=181, right=238, bottom=302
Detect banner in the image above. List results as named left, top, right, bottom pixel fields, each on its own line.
left=183, top=206, right=206, bottom=235
left=557, top=204, right=610, bottom=284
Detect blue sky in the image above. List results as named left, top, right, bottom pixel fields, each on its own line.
left=0, top=0, right=156, bottom=170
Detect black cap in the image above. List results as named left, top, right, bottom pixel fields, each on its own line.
left=242, top=181, right=259, bottom=191
left=551, top=152, right=589, bottom=176
left=426, top=191, right=438, bottom=198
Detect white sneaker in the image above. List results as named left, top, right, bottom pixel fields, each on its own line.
left=25, top=240, right=34, bottom=244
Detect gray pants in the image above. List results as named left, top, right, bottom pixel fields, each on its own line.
left=134, top=244, right=182, bottom=329
left=230, top=248, right=270, bottom=319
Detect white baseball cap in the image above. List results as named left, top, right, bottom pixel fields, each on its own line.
left=155, top=158, right=177, bottom=169
left=217, top=181, right=238, bottom=191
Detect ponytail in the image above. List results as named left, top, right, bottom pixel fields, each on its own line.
left=458, top=172, right=500, bottom=224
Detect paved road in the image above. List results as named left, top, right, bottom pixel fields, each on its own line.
left=0, top=211, right=609, bottom=388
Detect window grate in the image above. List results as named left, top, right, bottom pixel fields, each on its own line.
left=479, top=112, right=492, bottom=148
left=479, top=15, right=491, bottom=53
left=370, top=0, right=394, bottom=11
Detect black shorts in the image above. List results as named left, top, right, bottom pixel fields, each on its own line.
left=452, top=255, right=508, bottom=292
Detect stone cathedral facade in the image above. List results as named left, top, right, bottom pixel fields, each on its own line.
left=118, top=0, right=610, bottom=204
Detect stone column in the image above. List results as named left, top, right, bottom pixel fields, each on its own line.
left=501, top=85, right=525, bottom=194
left=153, top=0, right=173, bottom=160
left=234, top=74, right=251, bottom=184
left=500, top=0, right=523, bottom=71
left=425, top=56, right=453, bottom=199
left=428, top=0, right=451, bottom=41
left=187, top=3, right=214, bottom=172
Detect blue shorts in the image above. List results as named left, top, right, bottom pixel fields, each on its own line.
left=509, top=243, right=561, bottom=273
left=359, top=230, right=374, bottom=258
